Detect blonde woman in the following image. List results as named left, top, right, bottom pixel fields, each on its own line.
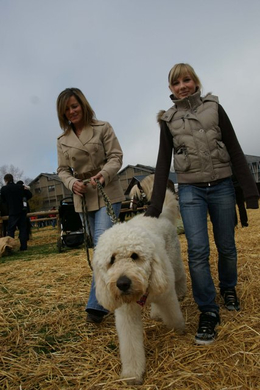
left=56, top=88, right=125, bottom=324
left=145, top=64, right=259, bottom=344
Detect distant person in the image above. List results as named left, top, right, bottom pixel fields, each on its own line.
left=56, top=88, right=125, bottom=324
left=145, top=63, right=259, bottom=345
left=0, top=195, right=9, bottom=236
left=1, top=174, right=32, bottom=250
left=37, top=215, right=46, bottom=228
left=30, top=215, right=37, bottom=228
left=17, top=180, right=32, bottom=239
left=49, top=206, right=57, bottom=228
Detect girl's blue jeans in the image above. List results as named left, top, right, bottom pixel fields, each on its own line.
left=80, top=202, right=121, bottom=315
left=178, top=178, right=237, bottom=313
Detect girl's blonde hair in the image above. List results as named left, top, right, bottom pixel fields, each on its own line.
left=168, top=63, right=202, bottom=90
left=56, top=88, right=96, bottom=131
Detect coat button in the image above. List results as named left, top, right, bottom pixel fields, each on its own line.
left=199, top=129, right=204, bottom=133
left=72, top=157, right=76, bottom=161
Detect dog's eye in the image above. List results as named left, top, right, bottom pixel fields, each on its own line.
left=110, top=255, right=116, bottom=265
left=131, top=252, right=139, bottom=261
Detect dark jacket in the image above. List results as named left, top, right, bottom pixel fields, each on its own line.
left=1, top=182, right=32, bottom=216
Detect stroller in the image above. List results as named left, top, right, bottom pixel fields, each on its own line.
left=57, top=197, right=85, bottom=252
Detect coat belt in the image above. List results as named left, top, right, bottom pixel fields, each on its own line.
left=74, top=168, right=101, bottom=180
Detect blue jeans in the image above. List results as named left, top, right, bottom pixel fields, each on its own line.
left=80, top=202, right=121, bottom=315
left=178, top=178, right=237, bottom=313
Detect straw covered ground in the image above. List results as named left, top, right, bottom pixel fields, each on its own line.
left=1, top=209, right=260, bottom=390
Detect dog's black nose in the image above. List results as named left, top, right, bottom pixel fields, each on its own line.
left=117, top=275, right=131, bottom=292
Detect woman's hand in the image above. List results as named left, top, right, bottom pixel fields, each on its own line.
left=73, top=173, right=105, bottom=195
left=90, top=172, right=105, bottom=187
left=72, top=180, right=88, bottom=196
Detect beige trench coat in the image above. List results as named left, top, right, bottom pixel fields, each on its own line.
left=57, top=120, right=125, bottom=212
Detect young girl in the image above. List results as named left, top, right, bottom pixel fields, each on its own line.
left=145, top=63, right=259, bottom=345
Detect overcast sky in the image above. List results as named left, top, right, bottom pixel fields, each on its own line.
left=1, top=0, right=260, bottom=181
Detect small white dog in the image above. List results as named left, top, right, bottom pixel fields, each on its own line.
left=93, top=175, right=186, bottom=385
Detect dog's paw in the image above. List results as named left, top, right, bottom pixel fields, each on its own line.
left=150, top=312, right=162, bottom=321
left=121, top=373, right=144, bottom=385
left=123, top=377, right=143, bottom=385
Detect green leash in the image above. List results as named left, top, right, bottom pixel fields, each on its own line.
left=81, top=194, right=94, bottom=270
left=81, top=179, right=118, bottom=270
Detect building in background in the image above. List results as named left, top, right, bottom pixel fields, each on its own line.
left=27, top=155, right=260, bottom=212
left=118, top=164, right=156, bottom=194
left=29, top=173, right=72, bottom=211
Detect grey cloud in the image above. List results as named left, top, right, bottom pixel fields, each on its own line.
left=1, top=0, right=260, bottom=179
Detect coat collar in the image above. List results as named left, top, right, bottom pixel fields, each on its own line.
left=161, top=91, right=218, bottom=122
left=58, top=125, right=94, bottom=149
left=170, top=89, right=202, bottom=110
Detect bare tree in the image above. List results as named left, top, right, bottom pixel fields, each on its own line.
left=0, top=164, right=32, bottom=188
left=23, top=177, right=34, bottom=186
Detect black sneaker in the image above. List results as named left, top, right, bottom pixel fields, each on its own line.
left=221, top=288, right=240, bottom=311
left=195, top=312, right=220, bottom=345
left=86, top=310, right=106, bottom=324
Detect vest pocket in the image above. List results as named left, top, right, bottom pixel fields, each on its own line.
left=216, top=141, right=230, bottom=163
left=174, top=147, right=191, bottom=172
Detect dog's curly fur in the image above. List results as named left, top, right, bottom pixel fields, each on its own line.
left=93, top=175, right=186, bottom=385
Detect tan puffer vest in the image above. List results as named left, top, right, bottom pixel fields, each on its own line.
left=161, top=90, right=232, bottom=183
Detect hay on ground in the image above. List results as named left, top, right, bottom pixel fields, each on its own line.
left=0, top=209, right=260, bottom=389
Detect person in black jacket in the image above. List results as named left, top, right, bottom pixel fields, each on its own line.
left=17, top=180, right=32, bottom=240
left=1, top=174, right=32, bottom=250
left=0, top=196, right=9, bottom=236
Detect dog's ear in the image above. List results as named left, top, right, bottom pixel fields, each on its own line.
left=94, top=272, right=115, bottom=311
left=149, top=252, right=168, bottom=295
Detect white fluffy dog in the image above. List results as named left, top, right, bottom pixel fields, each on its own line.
left=92, top=175, right=186, bottom=385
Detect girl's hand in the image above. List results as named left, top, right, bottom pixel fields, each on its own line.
left=72, top=180, right=88, bottom=196
left=90, top=172, right=105, bottom=188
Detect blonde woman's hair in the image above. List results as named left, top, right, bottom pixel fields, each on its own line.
left=56, top=88, right=96, bottom=131
left=168, top=63, right=202, bottom=90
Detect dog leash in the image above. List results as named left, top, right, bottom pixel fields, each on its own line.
left=82, top=179, right=118, bottom=224
left=81, top=179, right=118, bottom=270
left=81, top=194, right=94, bottom=271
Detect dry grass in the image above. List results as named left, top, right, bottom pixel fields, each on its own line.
left=1, top=210, right=260, bottom=390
